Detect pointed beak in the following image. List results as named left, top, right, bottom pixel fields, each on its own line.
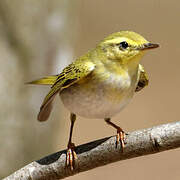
left=139, top=43, right=159, bottom=50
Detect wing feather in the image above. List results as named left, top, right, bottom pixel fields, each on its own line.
left=135, top=64, right=149, bottom=92
left=38, top=61, right=95, bottom=121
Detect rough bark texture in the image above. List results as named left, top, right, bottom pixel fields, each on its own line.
left=3, top=121, right=180, bottom=180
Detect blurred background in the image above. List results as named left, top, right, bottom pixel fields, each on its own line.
left=0, top=0, right=179, bottom=179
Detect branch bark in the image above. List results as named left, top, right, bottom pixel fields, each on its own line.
left=3, top=121, right=180, bottom=180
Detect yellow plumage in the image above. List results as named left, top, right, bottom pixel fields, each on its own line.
left=28, top=75, right=57, bottom=85
left=28, top=31, right=159, bottom=170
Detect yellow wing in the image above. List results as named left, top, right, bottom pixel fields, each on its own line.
left=135, top=64, right=149, bottom=92
left=27, top=75, right=58, bottom=85
left=38, top=60, right=95, bottom=121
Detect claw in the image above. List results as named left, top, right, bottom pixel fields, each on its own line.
left=66, top=143, right=77, bottom=171
left=105, top=118, right=126, bottom=152
left=116, top=129, right=126, bottom=152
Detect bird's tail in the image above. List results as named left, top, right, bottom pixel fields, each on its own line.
left=27, top=75, right=57, bottom=85
left=27, top=75, right=58, bottom=122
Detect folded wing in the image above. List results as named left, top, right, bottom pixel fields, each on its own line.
left=38, top=61, right=95, bottom=121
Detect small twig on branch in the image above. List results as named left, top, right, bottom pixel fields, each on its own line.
left=3, top=121, right=180, bottom=180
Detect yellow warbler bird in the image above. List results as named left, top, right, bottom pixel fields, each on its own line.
left=28, top=31, right=159, bottom=170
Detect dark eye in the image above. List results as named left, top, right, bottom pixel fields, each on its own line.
left=119, top=41, right=128, bottom=50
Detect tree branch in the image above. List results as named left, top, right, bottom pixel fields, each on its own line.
left=3, top=121, right=180, bottom=180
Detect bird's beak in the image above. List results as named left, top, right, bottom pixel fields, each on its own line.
left=139, top=43, right=159, bottom=50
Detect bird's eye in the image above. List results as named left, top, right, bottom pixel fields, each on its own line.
left=118, top=41, right=129, bottom=50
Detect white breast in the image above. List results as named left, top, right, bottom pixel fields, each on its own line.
left=60, top=70, right=138, bottom=119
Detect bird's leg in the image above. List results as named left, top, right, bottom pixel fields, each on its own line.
left=66, top=113, right=77, bottom=170
left=105, top=118, right=126, bottom=151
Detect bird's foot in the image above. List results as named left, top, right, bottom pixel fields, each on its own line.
left=116, top=128, right=126, bottom=152
left=66, top=142, right=77, bottom=171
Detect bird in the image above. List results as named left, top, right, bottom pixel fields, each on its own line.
left=28, top=31, right=159, bottom=170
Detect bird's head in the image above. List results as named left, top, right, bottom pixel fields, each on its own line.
left=98, top=31, right=159, bottom=66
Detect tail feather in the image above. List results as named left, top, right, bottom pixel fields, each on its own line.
left=27, top=75, right=58, bottom=121
left=27, top=75, right=57, bottom=85
left=38, top=100, right=53, bottom=121
left=38, top=87, right=60, bottom=121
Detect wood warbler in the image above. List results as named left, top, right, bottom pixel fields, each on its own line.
left=28, top=31, right=159, bottom=170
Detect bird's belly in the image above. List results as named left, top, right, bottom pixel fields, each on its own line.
left=60, top=74, right=136, bottom=119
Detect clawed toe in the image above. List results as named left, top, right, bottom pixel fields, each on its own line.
left=66, top=143, right=77, bottom=171
left=116, top=129, right=126, bottom=152
left=105, top=118, right=126, bottom=152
